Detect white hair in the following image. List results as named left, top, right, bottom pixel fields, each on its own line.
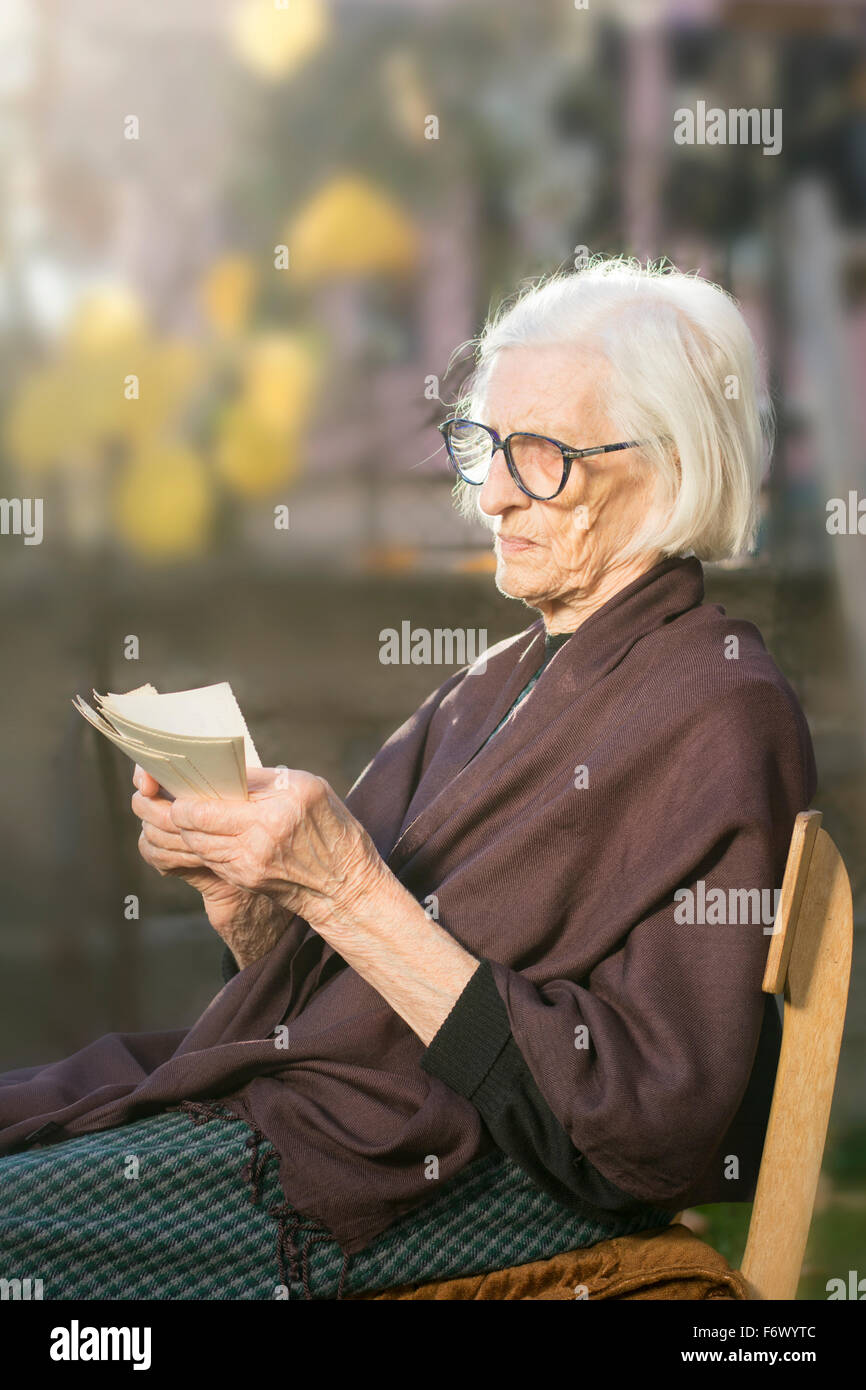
left=449, top=256, right=772, bottom=562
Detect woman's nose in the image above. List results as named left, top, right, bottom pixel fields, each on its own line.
left=478, top=447, right=530, bottom=516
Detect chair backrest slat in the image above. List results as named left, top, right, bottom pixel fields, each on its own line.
left=740, top=813, right=853, bottom=1300
left=763, top=810, right=822, bottom=994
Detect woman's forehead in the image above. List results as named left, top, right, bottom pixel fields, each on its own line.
left=482, top=351, right=606, bottom=434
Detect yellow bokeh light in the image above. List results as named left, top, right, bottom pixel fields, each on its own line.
left=215, top=399, right=301, bottom=497
left=65, top=286, right=148, bottom=356
left=382, top=49, right=431, bottom=145
left=228, top=0, right=329, bottom=81
left=119, top=339, right=205, bottom=445
left=6, top=359, right=130, bottom=473
left=240, top=331, right=319, bottom=434
left=199, top=255, right=258, bottom=336
left=363, top=545, right=420, bottom=574
left=286, top=173, right=419, bottom=281
left=113, top=442, right=213, bottom=559
left=5, top=366, right=89, bottom=474
left=455, top=551, right=497, bottom=574
left=6, top=336, right=205, bottom=474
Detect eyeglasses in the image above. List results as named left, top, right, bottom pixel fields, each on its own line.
left=438, top=417, right=651, bottom=502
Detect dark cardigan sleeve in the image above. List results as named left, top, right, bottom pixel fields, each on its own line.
left=421, top=959, right=652, bottom=1214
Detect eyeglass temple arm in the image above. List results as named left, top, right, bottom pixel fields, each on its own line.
left=564, top=439, right=652, bottom=459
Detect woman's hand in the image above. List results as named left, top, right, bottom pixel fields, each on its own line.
left=165, top=768, right=384, bottom=934
left=161, top=767, right=480, bottom=1045
left=131, top=766, right=290, bottom=968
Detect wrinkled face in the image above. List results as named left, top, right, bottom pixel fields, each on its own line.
left=475, top=344, right=659, bottom=617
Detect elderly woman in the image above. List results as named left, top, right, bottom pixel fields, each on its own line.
left=0, top=258, right=814, bottom=1300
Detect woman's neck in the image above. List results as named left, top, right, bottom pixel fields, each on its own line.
left=537, top=554, right=664, bottom=635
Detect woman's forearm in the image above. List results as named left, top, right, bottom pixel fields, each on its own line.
left=294, top=860, right=481, bottom=1046
left=165, top=772, right=481, bottom=1036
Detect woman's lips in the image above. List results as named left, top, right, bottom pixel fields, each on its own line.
left=498, top=535, right=537, bottom=554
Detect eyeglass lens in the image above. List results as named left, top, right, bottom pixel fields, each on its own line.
left=447, top=422, right=564, bottom=498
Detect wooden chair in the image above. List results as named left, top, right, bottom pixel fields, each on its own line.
left=356, top=810, right=853, bottom=1301
left=739, top=809, right=853, bottom=1299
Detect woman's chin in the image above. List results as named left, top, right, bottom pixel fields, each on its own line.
left=495, top=556, right=544, bottom=602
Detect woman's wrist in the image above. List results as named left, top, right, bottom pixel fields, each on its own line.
left=295, top=856, right=481, bottom=1045
left=219, top=892, right=291, bottom=970
left=278, top=827, right=388, bottom=934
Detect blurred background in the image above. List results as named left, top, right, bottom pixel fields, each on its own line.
left=0, top=0, right=864, bottom=1297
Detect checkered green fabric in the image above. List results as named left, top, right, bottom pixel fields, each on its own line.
left=0, top=1107, right=672, bottom=1300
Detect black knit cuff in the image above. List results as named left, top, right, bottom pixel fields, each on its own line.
left=221, top=943, right=240, bottom=985
left=420, top=957, right=512, bottom=1097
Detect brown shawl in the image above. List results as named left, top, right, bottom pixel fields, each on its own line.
left=0, top=557, right=816, bottom=1255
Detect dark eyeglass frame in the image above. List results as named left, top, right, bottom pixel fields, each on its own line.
left=438, top=417, right=651, bottom=501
